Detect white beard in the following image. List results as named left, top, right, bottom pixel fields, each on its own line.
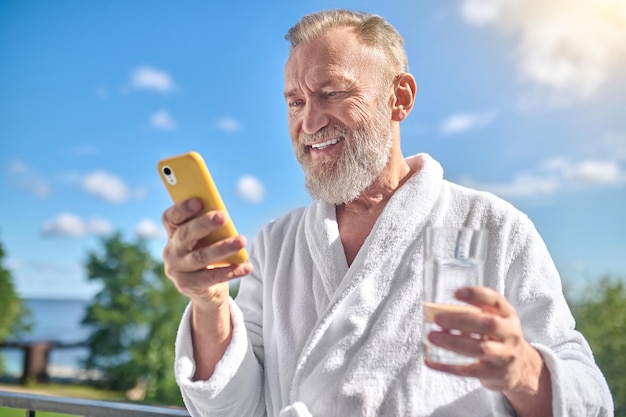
left=294, top=104, right=394, bottom=205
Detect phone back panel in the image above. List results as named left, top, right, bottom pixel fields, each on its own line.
left=158, top=151, right=248, bottom=266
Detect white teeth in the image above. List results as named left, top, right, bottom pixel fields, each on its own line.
left=311, top=137, right=342, bottom=150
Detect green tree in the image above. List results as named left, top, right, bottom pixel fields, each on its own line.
left=81, top=232, right=188, bottom=405
left=0, top=239, right=32, bottom=373
left=571, top=276, right=626, bottom=416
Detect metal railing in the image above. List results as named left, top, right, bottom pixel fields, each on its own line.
left=0, top=390, right=190, bottom=417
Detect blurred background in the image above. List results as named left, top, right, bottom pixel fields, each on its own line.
left=1, top=0, right=625, bottom=412
left=2, top=0, right=625, bottom=299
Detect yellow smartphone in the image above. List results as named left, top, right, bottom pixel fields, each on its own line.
left=157, top=151, right=248, bottom=267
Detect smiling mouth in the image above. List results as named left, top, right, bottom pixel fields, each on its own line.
left=309, top=137, right=343, bottom=150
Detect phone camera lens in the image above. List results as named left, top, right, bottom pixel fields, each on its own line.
left=163, top=167, right=172, bottom=175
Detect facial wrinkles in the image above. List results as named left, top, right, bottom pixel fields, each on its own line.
left=287, top=29, right=395, bottom=204
left=294, top=97, right=393, bottom=204
left=286, top=30, right=361, bottom=99
left=287, top=67, right=355, bottom=103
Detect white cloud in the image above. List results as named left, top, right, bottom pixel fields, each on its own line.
left=29, top=182, right=50, bottom=198
left=440, top=110, right=499, bottom=135
left=461, top=156, right=626, bottom=198
left=135, top=218, right=166, bottom=240
left=42, top=213, right=86, bottom=237
left=460, top=0, right=508, bottom=26
left=132, top=187, right=149, bottom=200
left=563, top=160, right=624, bottom=185
left=216, top=117, right=242, bottom=133
left=538, top=157, right=569, bottom=173
left=41, top=213, right=114, bottom=238
left=463, top=173, right=560, bottom=198
left=6, top=158, right=51, bottom=198
left=82, top=170, right=130, bottom=203
left=8, top=159, right=29, bottom=174
left=150, top=110, right=177, bottom=130
left=88, top=217, right=114, bottom=235
left=459, top=0, right=626, bottom=106
left=237, top=175, right=265, bottom=204
left=58, top=170, right=83, bottom=185
left=130, top=66, right=176, bottom=93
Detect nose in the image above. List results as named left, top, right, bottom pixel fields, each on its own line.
left=301, top=98, right=329, bottom=135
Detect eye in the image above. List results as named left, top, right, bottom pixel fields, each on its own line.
left=323, top=90, right=348, bottom=100
left=288, top=99, right=304, bottom=108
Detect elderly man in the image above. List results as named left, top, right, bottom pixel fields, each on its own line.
left=161, top=9, right=613, bottom=417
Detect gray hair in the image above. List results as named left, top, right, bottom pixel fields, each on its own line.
left=285, top=9, right=409, bottom=77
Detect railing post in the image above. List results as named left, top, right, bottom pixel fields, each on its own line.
left=21, top=342, right=54, bottom=384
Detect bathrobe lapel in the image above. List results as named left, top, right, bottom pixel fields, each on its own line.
left=291, top=154, right=444, bottom=408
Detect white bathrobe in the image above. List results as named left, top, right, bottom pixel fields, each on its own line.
left=174, top=154, right=613, bottom=417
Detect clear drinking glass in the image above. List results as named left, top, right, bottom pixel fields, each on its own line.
left=422, top=226, right=487, bottom=365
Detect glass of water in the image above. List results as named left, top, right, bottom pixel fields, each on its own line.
left=422, top=226, right=488, bottom=365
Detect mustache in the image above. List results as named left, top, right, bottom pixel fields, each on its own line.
left=298, top=125, right=349, bottom=145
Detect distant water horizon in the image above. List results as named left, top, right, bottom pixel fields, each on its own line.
left=1, top=298, right=91, bottom=379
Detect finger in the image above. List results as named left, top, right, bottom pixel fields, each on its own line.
left=425, top=333, right=513, bottom=373
left=161, top=198, right=204, bottom=236
left=169, top=262, right=253, bottom=298
left=435, top=311, right=509, bottom=341
left=425, top=356, right=507, bottom=385
left=455, top=286, right=517, bottom=318
left=425, top=357, right=481, bottom=376
left=428, top=329, right=506, bottom=359
left=172, top=210, right=227, bottom=254
left=167, top=234, right=248, bottom=272
left=433, top=355, right=520, bottom=393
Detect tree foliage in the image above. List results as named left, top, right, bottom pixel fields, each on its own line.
left=0, top=239, right=32, bottom=341
left=81, top=233, right=188, bottom=405
left=570, top=276, right=626, bottom=416
left=0, top=239, right=32, bottom=374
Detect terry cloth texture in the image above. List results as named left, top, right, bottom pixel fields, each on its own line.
left=174, top=153, right=613, bottom=417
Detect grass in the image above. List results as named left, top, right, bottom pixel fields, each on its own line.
left=4, top=382, right=127, bottom=400
left=0, top=382, right=134, bottom=417
left=0, top=408, right=70, bottom=417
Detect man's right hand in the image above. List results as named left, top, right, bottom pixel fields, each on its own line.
left=162, top=197, right=252, bottom=305
left=161, top=197, right=253, bottom=380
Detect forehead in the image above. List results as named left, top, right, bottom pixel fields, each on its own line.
left=284, top=27, right=383, bottom=91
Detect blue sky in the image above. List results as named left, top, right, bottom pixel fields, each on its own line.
left=1, top=0, right=625, bottom=299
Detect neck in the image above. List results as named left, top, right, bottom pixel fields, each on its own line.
left=339, top=147, right=413, bottom=216
left=334, top=145, right=414, bottom=266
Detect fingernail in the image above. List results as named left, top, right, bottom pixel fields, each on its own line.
left=212, top=211, right=225, bottom=225
left=456, top=287, right=471, bottom=301
left=231, top=237, right=244, bottom=249
left=239, top=262, right=253, bottom=275
left=428, top=331, right=443, bottom=345
left=187, top=198, right=201, bottom=212
left=434, top=313, right=447, bottom=327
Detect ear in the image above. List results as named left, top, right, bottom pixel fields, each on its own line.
left=390, top=73, right=417, bottom=122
